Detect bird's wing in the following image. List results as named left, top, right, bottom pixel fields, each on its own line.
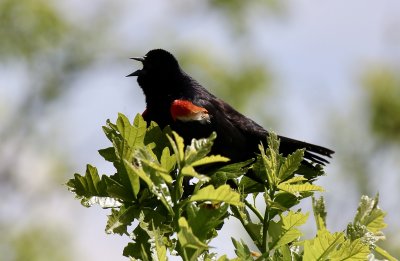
left=195, top=97, right=267, bottom=161
left=199, top=97, right=334, bottom=164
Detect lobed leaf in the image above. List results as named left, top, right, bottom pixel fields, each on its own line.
left=186, top=203, right=229, bottom=242
left=117, top=113, right=146, bottom=148
left=66, top=164, right=110, bottom=207
left=277, top=182, right=324, bottom=197
left=169, top=131, right=185, bottom=162
left=190, top=185, right=243, bottom=206
left=122, top=159, right=141, bottom=197
left=354, top=195, right=387, bottom=233
left=259, top=143, right=278, bottom=188
left=303, top=230, right=345, bottom=260
left=178, top=217, right=208, bottom=250
left=105, top=206, right=137, bottom=235
left=268, top=211, right=308, bottom=250
left=160, top=147, right=176, bottom=173
left=184, top=132, right=217, bottom=164
left=231, top=238, right=254, bottom=261
left=277, top=149, right=304, bottom=181
left=330, top=238, right=370, bottom=260
left=191, top=155, right=229, bottom=167
left=181, top=165, right=211, bottom=182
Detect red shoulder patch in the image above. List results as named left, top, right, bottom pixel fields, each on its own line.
left=170, top=100, right=210, bottom=123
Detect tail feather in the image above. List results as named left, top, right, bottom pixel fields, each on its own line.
left=304, top=151, right=330, bottom=165
left=278, top=135, right=334, bottom=165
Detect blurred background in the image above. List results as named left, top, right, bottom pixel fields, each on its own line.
left=1, top=0, right=399, bottom=260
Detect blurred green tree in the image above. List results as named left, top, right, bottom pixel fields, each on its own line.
left=363, top=68, right=400, bottom=143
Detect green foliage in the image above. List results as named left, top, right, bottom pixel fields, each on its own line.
left=363, top=68, right=400, bottom=143
left=67, top=113, right=395, bottom=260
left=0, top=0, right=68, bottom=58
left=3, top=225, right=72, bottom=261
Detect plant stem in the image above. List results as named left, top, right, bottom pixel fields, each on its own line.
left=262, top=190, right=275, bottom=253
left=244, top=199, right=264, bottom=222
left=262, top=205, right=270, bottom=252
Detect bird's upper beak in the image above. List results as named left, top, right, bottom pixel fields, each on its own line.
left=126, top=56, right=145, bottom=77
left=130, top=57, right=145, bottom=62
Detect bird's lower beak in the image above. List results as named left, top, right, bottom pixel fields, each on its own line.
left=126, top=69, right=142, bottom=77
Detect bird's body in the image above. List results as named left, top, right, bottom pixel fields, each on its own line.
left=127, top=49, right=334, bottom=165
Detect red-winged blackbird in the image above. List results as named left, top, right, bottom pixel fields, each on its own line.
left=127, top=49, right=334, bottom=165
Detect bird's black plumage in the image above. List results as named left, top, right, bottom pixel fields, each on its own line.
left=127, top=49, right=334, bottom=165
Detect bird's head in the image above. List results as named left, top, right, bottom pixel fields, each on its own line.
left=127, top=49, right=181, bottom=95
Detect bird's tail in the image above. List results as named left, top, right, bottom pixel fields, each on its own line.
left=278, top=135, right=334, bottom=165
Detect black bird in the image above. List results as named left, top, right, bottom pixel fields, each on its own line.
left=127, top=49, right=334, bottom=166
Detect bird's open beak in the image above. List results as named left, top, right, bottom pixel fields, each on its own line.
left=130, top=57, right=145, bottom=62
left=126, top=56, right=145, bottom=77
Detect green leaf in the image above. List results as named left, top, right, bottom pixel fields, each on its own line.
left=259, top=143, right=278, bottom=188
left=105, top=115, right=148, bottom=190
left=103, top=175, right=133, bottom=202
left=182, top=165, right=211, bottom=182
left=209, top=159, right=252, bottom=188
left=66, top=164, right=114, bottom=207
left=258, top=133, right=284, bottom=189
left=167, top=131, right=185, bottom=165
left=280, top=176, right=307, bottom=184
left=186, top=203, right=229, bottom=242
left=277, top=182, right=324, bottom=197
left=124, top=213, right=171, bottom=260
left=354, top=194, right=387, bottom=233
left=312, top=196, right=327, bottom=231
left=244, top=222, right=263, bottom=246
left=144, top=121, right=170, bottom=158
left=346, top=195, right=390, bottom=257
left=122, top=159, right=141, bottom=197
left=303, top=230, right=345, bottom=260
left=281, top=211, right=309, bottom=230
left=231, top=238, right=254, bottom=261
left=276, top=245, right=296, bottom=261
left=216, top=255, right=230, bottom=261
left=98, top=147, right=117, bottom=162
left=330, top=238, right=370, bottom=260
left=178, top=217, right=208, bottom=250
left=190, top=185, right=243, bottom=206
left=123, top=225, right=152, bottom=260
left=296, top=163, right=325, bottom=182
left=135, top=146, right=173, bottom=184
left=153, top=228, right=168, bottom=261
left=250, top=155, right=268, bottom=186
left=191, top=155, right=230, bottom=167
left=238, top=175, right=265, bottom=194
left=160, top=147, right=176, bottom=173
left=270, top=192, right=301, bottom=212
left=117, top=113, right=146, bottom=148
left=185, top=132, right=217, bottom=165
left=105, top=206, right=137, bottom=235
left=267, top=132, right=280, bottom=152
left=268, top=211, right=308, bottom=250
left=277, top=149, right=304, bottom=181
left=124, top=159, right=173, bottom=214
